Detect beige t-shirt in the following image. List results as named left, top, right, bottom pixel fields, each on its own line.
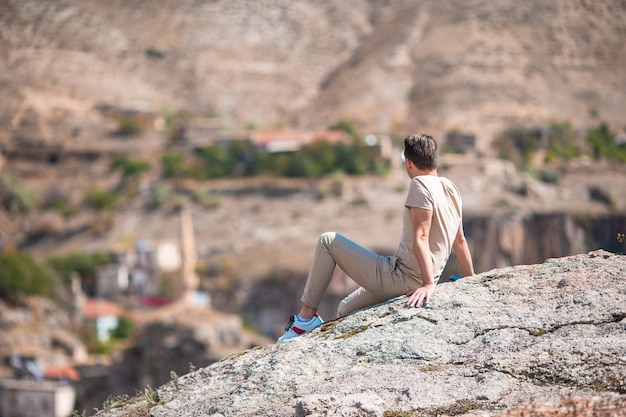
left=395, top=175, right=462, bottom=283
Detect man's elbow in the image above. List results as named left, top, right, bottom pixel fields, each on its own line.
left=454, top=235, right=467, bottom=249
left=416, top=233, right=430, bottom=245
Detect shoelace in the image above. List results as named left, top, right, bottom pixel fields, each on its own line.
left=284, top=315, right=295, bottom=331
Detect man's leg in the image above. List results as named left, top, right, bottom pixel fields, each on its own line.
left=300, top=232, right=382, bottom=314
left=280, top=232, right=396, bottom=341
left=337, top=287, right=384, bottom=317
left=280, top=232, right=352, bottom=341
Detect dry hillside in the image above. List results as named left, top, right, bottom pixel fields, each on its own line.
left=1, top=0, right=625, bottom=299
left=1, top=0, right=625, bottom=152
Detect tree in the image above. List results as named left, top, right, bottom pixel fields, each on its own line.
left=586, top=123, right=613, bottom=160
left=0, top=253, right=55, bottom=305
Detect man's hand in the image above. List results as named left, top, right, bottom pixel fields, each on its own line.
left=406, top=284, right=435, bottom=308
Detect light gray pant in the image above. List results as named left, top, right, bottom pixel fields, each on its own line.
left=301, top=232, right=419, bottom=317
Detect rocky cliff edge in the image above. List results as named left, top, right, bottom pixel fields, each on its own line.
left=95, top=251, right=626, bottom=417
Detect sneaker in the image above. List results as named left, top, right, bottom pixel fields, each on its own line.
left=278, top=314, right=324, bottom=342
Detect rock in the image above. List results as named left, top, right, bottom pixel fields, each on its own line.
left=95, top=250, right=626, bottom=417
left=116, top=301, right=273, bottom=393
left=488, top=395, right=626, bottom=417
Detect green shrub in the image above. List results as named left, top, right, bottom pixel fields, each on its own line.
left=585, top=123, right=626, bottom=162
left=161, top=137, right=389, bottom=179
left=161, top=105, right=190, bottom=142
left=193, top=141, right=257, bottom=179
left=329, top=119, right=360, bottom=140
left=193, top=188, right=222, bottom=208
left=585, top=123, right=613, bottom=160
left=283, top=153, right=319, bottom=178
left=0, top=175, right=38, bottom=213
left=114, top=113, right=148, bottom=136
left=0, top=253, right=56, bottom=305
left=46, top=251, right=112, bottom=284
left=544, top=121, right=581, bottom=162
left=496, top=121, right=625, bottom=168
left=148, top=185, right=172, bottom=209
left=194, top=145, right=233, bottom=178
left=272, top=140, right=385, bottom=178
left=161, top=152, right=187, bottom=178
left=111, top=156, right=151, bottom=177
left=49, top=199, right=77, bottom=218
left=351, top=196, right=369, bottom=206
left=304, top=141, right=338, bottom=174
left=252, top=153, right=290, bottom=176
left=494, top=127, right=541, bottom=169
left=84, top=187, right=118, bottom=210
left=110, top=315, right=135, bottom=340
left=161, top=105, right=182, bottom=130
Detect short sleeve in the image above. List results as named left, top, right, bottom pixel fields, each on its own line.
left=405, top=177, right=433, bottom=210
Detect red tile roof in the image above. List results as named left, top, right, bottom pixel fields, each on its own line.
left=44, top=365, right=80, bottom=381
left=83, top=298, right=122, bottom=319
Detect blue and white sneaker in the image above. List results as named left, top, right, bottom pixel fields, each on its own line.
left=278, top=314, right=324, bottom=342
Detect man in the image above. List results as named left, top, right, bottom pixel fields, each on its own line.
left=279, top=133, right=474, bottom=341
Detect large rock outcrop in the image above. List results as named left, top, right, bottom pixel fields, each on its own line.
left=95, top=250, right=626, bottom=417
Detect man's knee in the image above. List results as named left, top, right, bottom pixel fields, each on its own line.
left=336, top=297, right=353, bottom=318
left=337, top=301, right=347, bottom=318
left=319, top=231, right=336, bottom=247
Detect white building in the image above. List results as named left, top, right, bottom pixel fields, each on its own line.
left=0, top=379, right=76, bottom=417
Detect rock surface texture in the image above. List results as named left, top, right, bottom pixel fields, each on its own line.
left=96, top=250, right=626, bottom=417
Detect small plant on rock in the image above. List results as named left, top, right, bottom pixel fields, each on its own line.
left=383, top=411, right=412, bottom=417
left=144, top=386, right=161, bottom=405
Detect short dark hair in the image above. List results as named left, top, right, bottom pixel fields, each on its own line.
left=403, top=133, right=438, bottom=170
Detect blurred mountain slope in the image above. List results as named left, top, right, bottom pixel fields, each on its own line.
left=1, top=0, right=625, bottom=151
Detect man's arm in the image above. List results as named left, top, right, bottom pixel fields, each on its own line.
left=452, top=222, right=474, bottom=277
left=406, top=206, right=435, bottom=308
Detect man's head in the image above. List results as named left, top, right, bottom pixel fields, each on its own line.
left=403, top=133, right=438, bottom=171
